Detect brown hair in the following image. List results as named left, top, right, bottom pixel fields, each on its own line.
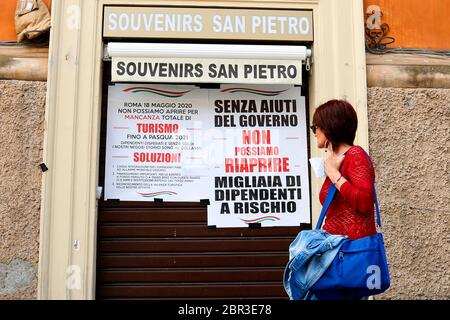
left=312, top=99, right=358, bottom=150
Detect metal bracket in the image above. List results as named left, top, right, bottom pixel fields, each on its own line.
left=303, top=48, right=312, bottom=72
left=305, top=55, right=311, bottom=72
left=103, top=44, right=111, bottom=61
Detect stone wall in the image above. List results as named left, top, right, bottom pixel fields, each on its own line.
left=0, top=80, right=46, bottom=299
left=367, top=87, right=450, bottom=299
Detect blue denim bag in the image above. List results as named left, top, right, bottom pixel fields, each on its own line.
left=310, top=157, right=390, bottom=300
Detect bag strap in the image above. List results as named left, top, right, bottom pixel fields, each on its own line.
left=364, top=151, right=382, bottom=229
left=315, top=151, right=382, bottom=230
left=315, top=183, right=337, bottom=230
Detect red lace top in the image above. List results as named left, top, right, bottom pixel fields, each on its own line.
left=319, top=146, right=377, bottom=240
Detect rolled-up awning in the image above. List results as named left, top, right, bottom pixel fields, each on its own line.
left=106, top=42, right=311, bottom=84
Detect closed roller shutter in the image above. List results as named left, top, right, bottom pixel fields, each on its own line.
left=96, top=201, right=300, bottom=299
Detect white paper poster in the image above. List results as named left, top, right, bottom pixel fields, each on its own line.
left=105, top=84, right=310, bottom=227
left=205, top=86, right=310, bottom=227
left=105, top=84, right=212, bottom=201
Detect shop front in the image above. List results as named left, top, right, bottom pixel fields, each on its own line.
left=39, top=0, right=368, bottom=300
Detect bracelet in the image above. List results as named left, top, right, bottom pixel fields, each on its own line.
left=334, top=175, right=343, bottom=185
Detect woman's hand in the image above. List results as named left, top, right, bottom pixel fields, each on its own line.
left=324, top=151, right=345, bottom=183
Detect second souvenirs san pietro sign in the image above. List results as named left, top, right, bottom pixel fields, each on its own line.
left=112, top=58, right=302, bottom=84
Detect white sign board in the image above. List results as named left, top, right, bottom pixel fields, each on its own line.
left=103, top=7, right=314, bottom=42
left=105, top=84, right=212, bottom=201
left=204, top=86, right=310, bottom=227
left=111, top=57, right=302, bottom=85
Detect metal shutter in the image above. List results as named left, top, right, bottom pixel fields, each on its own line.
left=96, top=201, right=299, bottom=299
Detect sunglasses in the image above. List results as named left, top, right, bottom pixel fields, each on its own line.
left=310, top=125, right=318, bottom=134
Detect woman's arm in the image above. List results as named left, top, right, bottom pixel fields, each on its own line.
left=336, top=151, right=375, bottom=213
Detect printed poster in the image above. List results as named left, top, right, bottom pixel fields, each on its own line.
left=104, top=84, right=212, bottom=201
left=205, top=85, right=310, bottom=227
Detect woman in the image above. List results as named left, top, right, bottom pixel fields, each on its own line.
left=311, top=99, right=376, bottom=240
left=284, top=103, right=381, bottom=300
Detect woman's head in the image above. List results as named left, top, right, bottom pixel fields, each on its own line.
left=311, top=99, right=358, bottom=150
